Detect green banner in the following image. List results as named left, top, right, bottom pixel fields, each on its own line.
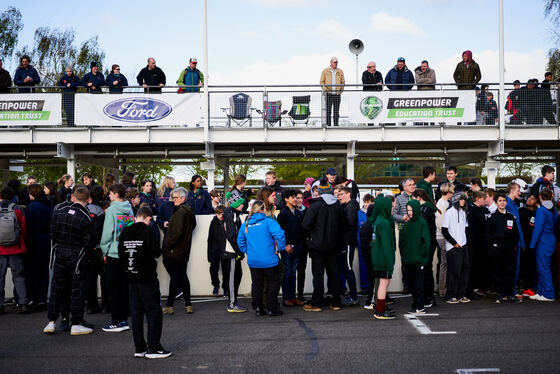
left=0, top=111, right=51, bottom=121
left=387, top=108, right=464, bottom=119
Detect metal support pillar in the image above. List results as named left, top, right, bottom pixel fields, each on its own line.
left=347, top=141, right=357, bottom=181
left=56, top=143, right=75, bottom=181
left=485, top=157, right=500, bottom=189
left=203, top=142, right=215, bottom=191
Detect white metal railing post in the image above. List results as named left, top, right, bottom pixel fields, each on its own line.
left=498, top=0, right=505, bottom=142
left=203, top=0, right=210, bottom=141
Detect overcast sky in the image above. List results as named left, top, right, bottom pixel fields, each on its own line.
left=3, top=0, right=556, bottom=87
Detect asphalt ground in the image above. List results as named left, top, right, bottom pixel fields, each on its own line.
left=1, top=293, right=560, bottom=374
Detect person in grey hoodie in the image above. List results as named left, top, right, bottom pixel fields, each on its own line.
left=100, top=184, right=134, bottom=333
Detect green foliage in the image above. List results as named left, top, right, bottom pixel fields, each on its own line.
left=124, top=162, right=174, bottom=185
left=188, top=159, right=261, bottom=185
left=547, top=48, right=560, bottom=79
left=75, top=36, right=106, bottom=78
left=0, top=7, right=23, bottom=61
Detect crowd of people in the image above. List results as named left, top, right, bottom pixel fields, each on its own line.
left=0, top=164, right=559, bottom=358
left=0, top=52, right=557, bottom=127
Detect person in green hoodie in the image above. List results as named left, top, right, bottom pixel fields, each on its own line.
left=400, top=200, right=431, bottom=314
left=100, top=183, right=135, bottom=333
left=416, top=166, right=436, bottom=210
left=369, top=196, right=396, bottom=320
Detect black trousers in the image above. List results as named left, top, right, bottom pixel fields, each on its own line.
left=519, top=248, right=537, bottom=291
left=491, top=245, right=517, bottom=297
left=250, top=265, right=281, bottom=312
left=406, top=265, right=425, bottom=310
left=25, top=247, right=50, bottom=304
left=423, top=240, right=437, bottom=302
left=86, top=249, right=107, bottom=310
left=446, top=246, right=470, bottom=300
left=163, top=256, right=191, bottom=307
left=47, top=246, right=87, bottom=325
left=470, top=241, right=491, bottom=292
left=106, top=257, right=129, bottom=324
left=326, top=93, right=341, bottom=126
left=310, top=250, right=341, bottom=307
left=297, top=243, right=310, bottom=299
left=128, top=279, right=163, bottom=352
left=209, top=253, right=228, bottom=290
left=222, top=257, right=242, bottom=304
left=62, top=93, right=75, bottom=126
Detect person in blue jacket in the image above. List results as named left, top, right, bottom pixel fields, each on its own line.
left=186, top=175, right=213, bottom=215
left=385, top=57, right=415, bottom=91
left=177, top=58, right=204, bottom=93
left=13, top=55, right=40, bottom=93
left=106, top=64, right=128, bottom=93
left=529, top=188, right=558, bottom=301
left=82, top=61, right=105, bottom=93
left=237, top=200, right=289, bottom=316
left=505, top=182, right=525, bottom=296
left=58, top=67, right=81, bottom=126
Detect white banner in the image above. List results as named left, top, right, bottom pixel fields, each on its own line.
left=347, top=90, right=476, bottom=123
left=75, top=93, right=202, bottom=126
left=0, top=93, right=62, bottom=126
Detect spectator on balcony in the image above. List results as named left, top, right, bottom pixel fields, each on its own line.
left=453, top=50, right=481, bottom=90
left=506, top=80, right=522, bottom=124
left=538, top=76, right=557, bottom=125
left=385, top=57, right=414, bottom=91
left=13, top=55, right=40, bottom=93
left=320, top=56, right=345, bottom=126
left=177, top=58, right=204, bottom=93
left=519, top=79, right=542, bottom=124
left=82, top=61, right=105, bottom=93
left=58, top=67, right=81, bottom=126
left=475, top=85, right=489, bottom=125
left=362, top=61, right=383, bottom=91
left=137, top=57, right=166, bottom=94
left=414, top=60, right=436, bottom=90
left=485, top=92, right=498, bottom=125
left=541, top=72, right=553, bottom=90
left=0, top=59, right=12, bottom=93
left=106, top=64, right=128, bottom=93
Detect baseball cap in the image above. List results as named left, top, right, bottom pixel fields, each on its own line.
left=326, top=168, right=337, bottom=175
left=331, top=57, right=338, bottom=62
left=397, top=57, right=405, bottom=62
left=190, top=58, right=198, bottom=63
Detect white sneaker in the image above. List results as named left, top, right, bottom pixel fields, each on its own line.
left=134, top=351, right=147, bottom=358
left=529, top=294, right=540, bottom=300
left=43, top=321, right=55, bottom=334
left=71, top=324, right=93, bottom=335
left=534, top=294, right=555, bottom=302
left=363, top=303, right=375, bottom=310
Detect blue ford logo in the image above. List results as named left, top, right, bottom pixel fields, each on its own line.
left=103, top=98, right=172, bottom=122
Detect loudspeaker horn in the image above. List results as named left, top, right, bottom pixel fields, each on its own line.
left=349, top=39, right=364, bottom=55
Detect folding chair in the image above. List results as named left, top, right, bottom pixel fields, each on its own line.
left=221, top=93, right=255, bottom=127
left=256, top=100, right=287, bottom=127
left=288, top=95, right=311, bottom=126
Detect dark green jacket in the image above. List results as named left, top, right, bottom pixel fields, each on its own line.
left=370, top=196, right=396, bottom=275
left=400, top=200, right=430, bottom=267
left=416, top=179, right=435, bottom=210
left=453, top=60, right=481, bottom=90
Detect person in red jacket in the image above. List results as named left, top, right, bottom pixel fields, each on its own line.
left=0, top=187, right=28, bottom=314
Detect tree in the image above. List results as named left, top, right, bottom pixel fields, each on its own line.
left=0, top=7, right=23, bottom=61
left=545, top=1, right=560, bottom=79
left=18, top=27, right=105, bottom=86
left=547, top=48, right=560, bottom=79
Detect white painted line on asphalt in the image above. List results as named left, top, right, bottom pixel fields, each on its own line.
left=387, top=294, right=411, bottom=299
left=191, top=298, right=227, bottom=303
left=404, top=314, right=457, bottom=335
left=456, top=369, right=500, bottom=373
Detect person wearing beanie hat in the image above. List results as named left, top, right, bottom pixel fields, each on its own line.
left=441, top=192, right=470, bottom=304
left=222, top=192, right=247, bottom=312
left=177, top=57, right=204, bottom=93
left=302, top=178, right=315, bottom=208
left=82, top=60, right=105, bottom=93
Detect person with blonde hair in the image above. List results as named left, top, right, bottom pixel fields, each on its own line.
left=157, top=176, right=176, bottom=205
left=237, top=200, right=289, bottom=316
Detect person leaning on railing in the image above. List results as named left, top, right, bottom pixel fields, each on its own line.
left=385, top=57, right=414, bottom=91
left=362, top=61, right=383, bottom=91
left=58, top=67, right=81, bottom=126
left=82, top=61, right=105, bottom=93
left=13, top=54, right=40, bottom=93
left=176, top=58, right=203, bottom=93
left=137, top=57, right=166, bottom=94
left=453, top=50, right=481, bottom=90
left=0, top=59, right=12, bottom=93
left=414, top=60, right=436, bottom=90
left=106, top=64, right=128, bottom=93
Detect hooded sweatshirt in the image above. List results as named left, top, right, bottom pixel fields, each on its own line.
left=100, top=200, right=134, bottom=259
left=441, top=194, right=469, bottom=251
left=237, top=212, right=286, bottom=268
left=400, top=200, right=430, bottom=266
left=118, top=222, right=161, bottom=282
left=301, top=194, right=344, bottom=253
left=529, top=201, right=557, bottom=251
left=369, top=196, right=396, bottom=274
left=453, top=50, right=481, bottom=90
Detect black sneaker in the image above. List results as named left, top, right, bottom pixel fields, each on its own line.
left=59, top=318, right=71, bottom=332
left=374, top=310, right=396, bottom=320
left=255, top=307, right=267, bottom=316
left=212, top=287, right=219, bottom=296
left=0, top=305, right=4, bottom=315
left=507, top=296, right=522, bottom=304
left=268, top=309, right=283, bottom=316
left=146, top=345, right=172, bottom=359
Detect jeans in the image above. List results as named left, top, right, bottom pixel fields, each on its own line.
left=437, top=238, right=447, bottom=297
left=128, top=279, right=163, bottom=352
left=163, top=256, right=191, bottom=307
left=406, top=265, right=425, bottom=310
left=281, top=245, right=300, bottom=301
left=310, top=250, right=341, bottom=307
left=250, top=264, right=281, bottom=312
left=339, top=245, right=357, bottom=299
left=106, top=256, right=129, bottom=324
left=0, top=254, right=28, bottom=306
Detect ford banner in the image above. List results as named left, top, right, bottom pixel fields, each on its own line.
left=0, top=94, right=62, bottom=126
left=347, top=90, right=476, bottom=123
left=75, top=93, right=201, bottom=126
